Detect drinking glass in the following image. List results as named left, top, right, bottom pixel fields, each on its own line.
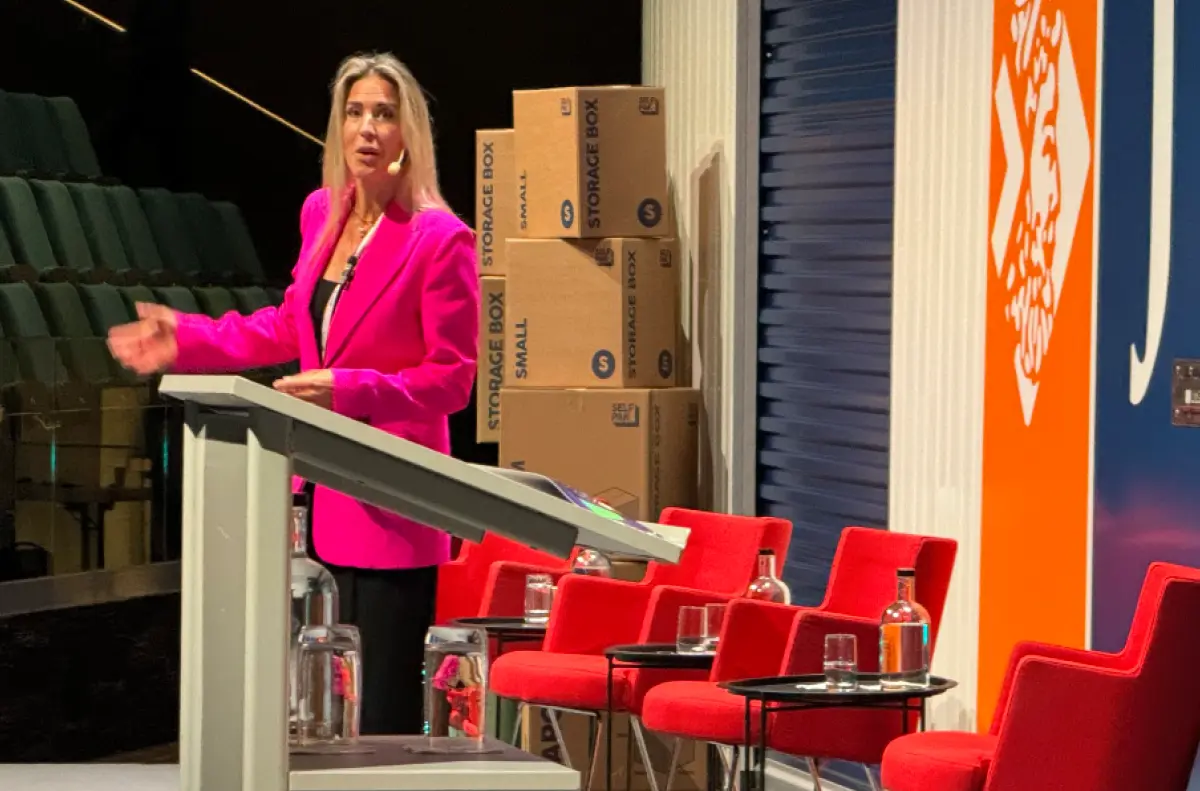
left=676, top=606, right=707, bottom=654
left=703, top=602, right=727, bottom=652
left=823, top=633, right=857, bottom=691
left=419, top=625, right=498, bottom=753
left=524, top=573, right=555, bottom=625
left=292, top=624, right=363, bottom=751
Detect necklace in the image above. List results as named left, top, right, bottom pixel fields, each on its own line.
left=353, top=211, right=380, bottom=239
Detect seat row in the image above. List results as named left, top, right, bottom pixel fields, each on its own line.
left=0, top=176, right=269, bottom=288
left=0, top=91, right=104, bottom=182
left=0, top=281, right=289, bottom=399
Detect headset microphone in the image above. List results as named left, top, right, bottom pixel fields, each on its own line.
left=387, top=149, right=408, bottom=176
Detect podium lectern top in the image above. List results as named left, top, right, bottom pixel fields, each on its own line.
left=160, top=374, right=687, bottom=563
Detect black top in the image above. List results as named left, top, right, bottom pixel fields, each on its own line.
left=310, top=277, right=338, bottom=357
left=604, top=643, right=716, bottom=669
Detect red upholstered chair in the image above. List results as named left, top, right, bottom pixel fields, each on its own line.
left=490, top=508, right=791, bottom=764
left=640, top=527, right=957, bottom=789
left=881, top=562, right=1200, bottom=791
left=435, top=532, right=573, bottom=626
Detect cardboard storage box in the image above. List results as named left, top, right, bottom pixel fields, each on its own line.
left=505, top=238, right=678, bottom=389
left=476, top=276, right=506, bottom=443
left=499, top=388, right=699, bottom=521
left=514, top=86, right=667, bottom=239
left=475, top=129, right=519, bottom=276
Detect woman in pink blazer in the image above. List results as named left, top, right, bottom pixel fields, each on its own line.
left=108, top=52, right=479, bottom=735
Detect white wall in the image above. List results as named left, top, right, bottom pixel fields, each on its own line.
left=642, top=0, right=760, bottom=516
left=890, top=0, right=993, bottom=731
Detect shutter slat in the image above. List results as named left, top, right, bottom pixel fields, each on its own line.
left=757, top=0, right=896, bottom=608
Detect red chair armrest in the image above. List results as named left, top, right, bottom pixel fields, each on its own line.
left=989, top=640, right=1123, bottom=733
left=543, top=574, right=652, bottom=654
left=783, top=610, right=882, bottom=674
left=988, top=657, right=1133, bottom=790
left=637, top=585, right=736, bottom=644
left=712, top=599, right=800, bottom=682
left=478, top=560, right=570, bottom=619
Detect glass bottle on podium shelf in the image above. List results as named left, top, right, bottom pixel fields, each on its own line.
left=289, top=496, right=339, bottom=740
left=745, top=548, right=791, bottom=604
left=879, top=568, right=931, bottom=689
left=420, top=625, right=497, bottom=753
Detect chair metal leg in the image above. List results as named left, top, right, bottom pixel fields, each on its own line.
left=725, top=747, right=739, bottom=791
left=630, top=717, right=661, bottom=791
left=511, top=702, right=525, bottom=748
left=548, top=708, right=574, bottom=769
left=806, top=758, right=823, bottom=791
left=863, top=765, right=880, bottom=791
left=663, top=737, right=682, bottom=791
left=586, top=714, right=604, bottom=791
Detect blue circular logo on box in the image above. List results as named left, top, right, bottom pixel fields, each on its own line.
left=637, top=198, right=662, bottom=228
left=591, top=350, right=616, bottom=379
left=658, top=350, right=674, bottom=380
left=561, top=200, right=575, bottom=229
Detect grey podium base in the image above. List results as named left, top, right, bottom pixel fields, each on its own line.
left=0, top=738, right=580, bottom=791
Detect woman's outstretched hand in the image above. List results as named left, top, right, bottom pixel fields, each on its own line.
left=274, top=369, right=334, bottom=409
left=107, top=302, right=179, bottom=376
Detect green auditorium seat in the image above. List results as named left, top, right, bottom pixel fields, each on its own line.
left=139, top=188, right=201, bottom=279
left=67, top=183, right=134, bottom=283
left=45, top=97, right=103, bottom=180
left=152, top=286, right=201, bottom=314
left=7, top=94, right=71, bottom=178
left=192, top=286, right=239, bottom=319
left=212, top=201, right=267, bottom=284
left=34, top=282, right=119, bottom=386
left=28, top=179, right=102, bottom=281
left=105, top=185, right=167, bottom=282
left=0, top=92, right=33, bottom=175
left=0, top=335, right=18, bottom=391
left=119, top=284, right=157, bottom=317
left=77, top=283, right=133, bottom=335
left=0, top=176, right=71, bottom=281
left=0, top=216, right=20, bottom=281
left=231, top=285, right=272, bottom=314
left=0, top=282, right=76, bottom=403
left=176, top=192, right=238, bottom=284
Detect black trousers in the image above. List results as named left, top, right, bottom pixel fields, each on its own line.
left=305, top=497, right=438, bottom=735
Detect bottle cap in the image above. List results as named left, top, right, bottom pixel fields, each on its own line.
left=758, top=548, right=774, bottom=556
left=897, top=568, right=915, bottom=577
left=292, top=491, right=309, bottom=508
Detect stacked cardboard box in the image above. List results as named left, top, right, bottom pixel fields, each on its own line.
left=472, top=86, right=699, bottom=522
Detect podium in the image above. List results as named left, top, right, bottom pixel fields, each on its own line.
left=161, top=375, right=689, bottom=791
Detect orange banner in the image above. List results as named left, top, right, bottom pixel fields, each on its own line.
left=979, top=0, right=1097, bottom=729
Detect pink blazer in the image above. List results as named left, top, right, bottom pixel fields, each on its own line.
left=172, top=188, right=480, bottom=569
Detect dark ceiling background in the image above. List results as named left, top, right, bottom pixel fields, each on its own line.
left=0, top=0, right=644, bottom=463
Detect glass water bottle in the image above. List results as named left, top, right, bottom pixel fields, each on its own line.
left=290, top=497, right=339, bottom=738
left=571, top=547, right=613, bottom=577
left=879, top=568, right=931, bottom=689
left=745, top=548, right=791, bottom=604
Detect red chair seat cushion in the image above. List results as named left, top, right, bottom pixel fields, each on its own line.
left=641, top=681, right=765, bottom=744
left=880, top=731, right=997, bottom=791
left=491, top=652, right=631, bottom=712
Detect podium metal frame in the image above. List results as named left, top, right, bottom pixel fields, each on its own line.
left=161, top=375, right=688, bottom=791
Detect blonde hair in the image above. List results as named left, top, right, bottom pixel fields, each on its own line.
left=322, top=52, right=448, bottom=220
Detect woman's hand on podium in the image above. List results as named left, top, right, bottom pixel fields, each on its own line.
left=273, top=369, right=334, bottom=410
left=107, top=302, right=179, bottom=376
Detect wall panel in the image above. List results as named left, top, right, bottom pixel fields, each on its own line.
left=891, top=0, right=992, bottom=731
left=643, top=0, right=756, bottom=514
